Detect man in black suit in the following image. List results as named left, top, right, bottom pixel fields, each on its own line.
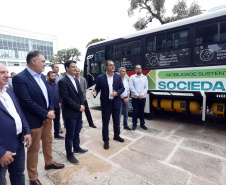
left=13, top=51, right=64, bottom=185
left=58, top=60, right=88, bottom=164
left=93, top=60, right=125, bottom=149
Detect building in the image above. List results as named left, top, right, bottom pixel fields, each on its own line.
left=0, top=25, right=58, bottom=75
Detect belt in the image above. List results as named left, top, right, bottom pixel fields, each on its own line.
left=109, top=99, right=114, bottom=101
left=17, top=133, right=22, bottom=138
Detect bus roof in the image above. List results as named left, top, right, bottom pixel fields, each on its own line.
left=88, top=8, right=226, bottom=48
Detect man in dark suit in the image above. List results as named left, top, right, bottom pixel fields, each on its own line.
left=13, top=51, right=64, bottom=185
left=0, top=63, right=31, bottom=185
left=93, top=60, right=125, bottom=149
left=58, top=60, right=88, bottom=164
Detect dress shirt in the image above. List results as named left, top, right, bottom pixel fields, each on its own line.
left=55, top=74, right=63, bottom=83
left=66, top=73, right=78, bottom=92
left=129, top=73, right=148, bottom=98
left=8, top=78, right=12, bottom=87
left=106, top=72, right=114, bottom=99
left=121, top=78, right=130, bottom=98
left=0, top=86, right=22, bottom=134
left=26, top=67, right=49, bottom=108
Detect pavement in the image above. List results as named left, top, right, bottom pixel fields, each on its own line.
left=6, top=105, right=226, bottom=185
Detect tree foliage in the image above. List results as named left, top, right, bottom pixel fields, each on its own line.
left=86, top=38, right=106, bottom=48
left=128, top=0, right=202, bottom=30
left=49, top=48, right=81, bottom=64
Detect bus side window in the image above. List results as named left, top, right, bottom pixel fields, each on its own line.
left=196, top=23, right=218, bottom=45
left=220, top=22, right=226, bottom=41
left=156, top=35, right=166, bottom=51
left=174, top=30, right=190, bottom=49
left=146, top=36, right=156, bottom=53
left=166, top=33, right=173, bottom=49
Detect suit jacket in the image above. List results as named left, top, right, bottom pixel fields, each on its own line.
left=12, top=68, right=54, bottom=129
left=78, top=77, right=87, bottom=100
left=95, top=73, right=124, bottom=110
left=0, top=87, right=31, bottom=158
left=58, top=75, right=84, bottom=119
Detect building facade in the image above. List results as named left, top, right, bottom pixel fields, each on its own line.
left=0, top=25, right=58, bottom=75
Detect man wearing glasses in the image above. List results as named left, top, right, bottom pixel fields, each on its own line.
left=129, top=65, right=148, bottom=131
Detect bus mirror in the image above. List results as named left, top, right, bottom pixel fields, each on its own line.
left=87, top=72, right=95, bottom=81
left=87, top=55, right=94, bottom=60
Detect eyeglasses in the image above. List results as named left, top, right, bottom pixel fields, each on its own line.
left=136, top=68, right=141, bottom=69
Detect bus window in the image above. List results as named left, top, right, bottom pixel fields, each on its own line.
left=174, top=30, right=190, bottom=49
left=166, top=33, right=173, bottom=49
left=146, top=36, right=155, bottom=52
left=220, top=22, right=226, bottom=41
left=196, top=24, right=218, bottom=45
left=156, top=35, right=166, bottom=51
left=112, top=40, right=141, bottom=58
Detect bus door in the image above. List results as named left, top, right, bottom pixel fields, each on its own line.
left=86, top=46, right=106, bottom=105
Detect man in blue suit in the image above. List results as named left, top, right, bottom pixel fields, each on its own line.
left=93, top=60, right=125, bottom=149
left=13, top=51, right=64, bottom=185
left=0, top=63, right=31, bottom=185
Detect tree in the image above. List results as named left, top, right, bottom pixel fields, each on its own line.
left=128, top=0, right=202, bottom=30
left=86, top=38, right=106, bottom=48
left=49, top=48, right=81, bottom=64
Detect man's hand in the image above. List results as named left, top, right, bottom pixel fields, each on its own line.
left=138, top=94, right=143, bottom=99
left=124, top=98, right=129, bottom=104
left=0, top=151, right=16, bottom=167
left=47, top=110, right=55, bottom=120
left=120, top=95, right=124, bottom=99
left=93, top=89, right=96, bottom=97
left=110, top=90, right=117, bottom=97
left=23, top=134, right=32, bottom=148
left=80, top=105, right=85, bottom=112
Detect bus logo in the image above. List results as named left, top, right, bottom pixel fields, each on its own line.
left=200, top=49, right=214, bottom=61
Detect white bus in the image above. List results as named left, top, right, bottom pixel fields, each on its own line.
left=84, top=8, right=226, bottom=121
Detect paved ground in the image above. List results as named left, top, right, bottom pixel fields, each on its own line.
left=6, top=105, right=226, bottom=185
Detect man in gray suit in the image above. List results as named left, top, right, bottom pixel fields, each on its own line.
left=75, top=68, right=96, bottom=128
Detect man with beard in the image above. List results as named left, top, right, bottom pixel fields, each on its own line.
left=46, top=71, right=64, bottom=139
left=129, top=65, right=148, bottom=131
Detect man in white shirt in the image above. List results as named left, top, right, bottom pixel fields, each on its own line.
left=0, top=63, right=31, bottom=185
left=129, top=65, right=148, bottom=131
left=118, top=67, right=132, bottom=130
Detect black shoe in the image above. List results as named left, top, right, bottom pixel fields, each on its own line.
left=140, top=125, right=148, bottom=130
left=132, top=126, right=137, bottom=131
left=54, top=135, right=65, bottom=140
left=73, top=148, right=88, bottom=153
left=113, top=136, right=124, bottom=142
left=67, top=155, right=79, bottom=164
left=124, top=126, right=132, bottom=130
left=104, top=142, right=109, bottom=150
left=89, top=124, right=97, bottom=128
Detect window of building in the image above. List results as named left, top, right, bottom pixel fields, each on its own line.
left=0, top=61, right=6, bottom=65
left=8, top=62, right=19, bottom=66
left=21, top=62, right=27, bottom=67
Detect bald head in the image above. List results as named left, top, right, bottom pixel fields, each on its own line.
left=0, top=63, right=9, bottom=91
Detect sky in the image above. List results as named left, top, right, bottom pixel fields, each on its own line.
left=0, top=0, right=225, bottom=70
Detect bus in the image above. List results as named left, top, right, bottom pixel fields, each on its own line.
left=84, top=8, right=226, bottom=121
